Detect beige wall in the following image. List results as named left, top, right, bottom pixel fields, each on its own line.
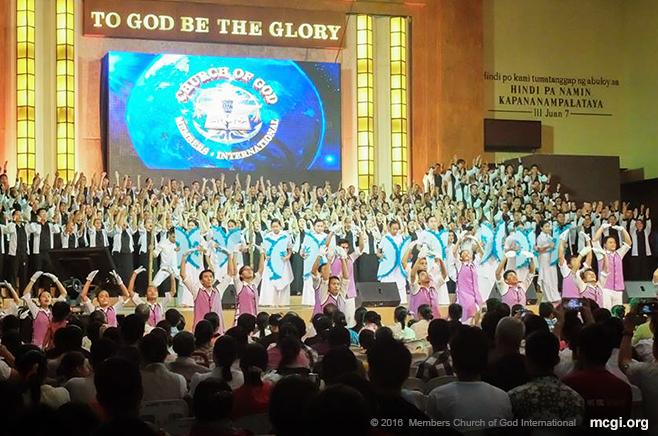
left=484, top=0, right=658, bottom=179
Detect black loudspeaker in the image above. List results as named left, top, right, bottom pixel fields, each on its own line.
left=623, top=281, right=657, bottom=303
left=355, top=282, right=401, bottom=308
left=222, top=284, right=236, bottom=310
left=47, top=248, right=121, bottom=295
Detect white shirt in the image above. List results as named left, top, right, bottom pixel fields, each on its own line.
left=81, top=296, right=127, bottom=315
left=312, top=273, right=348, bottom=306
left=140, top=362, right=187, bottom=401
left=4, top=222, right=33, bottom=256
left=29, top=222, right=61, bottom=254
left=131, top=293, right=173, bottom=315
left=64, top=376, right=97, bottom=403
left=626, top=361, right=658, bottom=429
left=630, top=220, right=652, bottom=256
left=154, top=239, right=179, bottom=272
left=182, top=273, right=232, bottom=301
left=189, top=366, right=244, bottom=397
left=111, top=225, right=135, bottom=253
left=426, top=381, right=513, bottom=432
left=497, top=273, right=535, bottom=297
left=234, top=272, right=262, bottom=296
left=86, top=227, right=109, bottom=248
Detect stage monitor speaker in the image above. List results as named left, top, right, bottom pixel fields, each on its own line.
left=356, top=282, right=401, bottom=308
left=623, top=281, right=657, bottom=302
left=47, top=248, right=120, bottom=295
left=222, top=284, right=236, bottom=310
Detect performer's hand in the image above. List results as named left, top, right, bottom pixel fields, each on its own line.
left=30, top=271, right=43, bottom=282
left=134, top=266, right=146, bottom=275
left=86, top=270, right=99, bottom=282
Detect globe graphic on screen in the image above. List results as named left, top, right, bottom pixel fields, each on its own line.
left=123, top=54, right=327, bottom=171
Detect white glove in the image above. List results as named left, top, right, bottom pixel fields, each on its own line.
left=331, top=223, right=342, bottom=233
left=601, top=223, right=612, bottom=230
left=458, top=230, right=467, bottom=240
left=30, top=271, right=43, bottom=282
left=613, top=225, right=624, bottom=232
left=521, top=250, right=535, bottom=259
left=0, top=281, right=14, bottom=291
left=579, top=246, right=592, bottom=257
left=134, top=266, right=146, bottom=275
left=43, top=272, right=59, bottom=282
left=86, top=270, right=99, bottom=282
left=109, top=270, right=123, bottom=285
left=592, top=247, right=607, bottom=257
left=335, top=246, right=348, bottom=260
left=579, top=231, right=591, bottom=241
left=560, top=229, right=570, bottom=242
left=418, top=246, right=430, bottom=259
left=319, top=246, right=328, bottom=257
left=504, top=251, right=517, bottom=259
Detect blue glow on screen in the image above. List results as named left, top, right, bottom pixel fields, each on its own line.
left=105, top=52, right=341, bottom=176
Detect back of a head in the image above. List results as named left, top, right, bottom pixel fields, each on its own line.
left=538, top=302, right=554, bottom=318
left=485, top=298, right=501, bottom=314
left=120, top=314, right=145, bottom=345
left=94, top=357, right=142, bottom=417
left=90, top=338, right=118, bottom=370
left=314, top=316, right=333, bottom=338
left=194, top=319, right=214, bottom=346
left=52, top=301, right=71, bottom=322
left=332, top=310, right=347, bottom=327
left=578, top=323, right=613, bottom=367
left=358, top=329, right=375, bottom=351
left=134, top=304, right=150, bottom=323
left=240, top=343, right=268, bottom=386
left=172, top=331, right=195, bottom=358
left=322, top=303, right=338, bottom=319
left=327, top=326, right=351, bottom=349
left=310, top=385, right=370, bottom=436
left=322, top=347, right=358, bottom=384
left=374, top=326, right=394, bottom=342
left=269, top=376, right=319, bottom=436
left=193, top=378, right=233, bottom=422
left=427, top=318, right=450, bottom=350
left=448, top=303, right=463, bottom=321
left=1, top=314, right=20, bottom=332
left=353, top=307, right=368, bottom=328
left=165, top=308, right=184, bottom=330
left=213, top=335, right=238, bottom=381
left=237, top=313, right=257, bottom=333
left=417, top=304, right=434, bottom=321
left=363, top=310, right=381, bottom=327
left=138, top=332, right=168, bottom=364
left=481, top=311, right=504, bottom=345
left=497, top=302, right=511, bottom=317
left=593, top=308, right=612, bottom=323
left=367, top=337, right=411, bottom=391
left=57, top=325, right=84, bottom=353
left=525, top=330, right=560, bottom=372
left=523, top=313, right=549, bottom=337
left=203, top=312, right=221, bottom=332
left=224, top=326, right=249, bottom=355
left=57, top=351, right=86, bottom=380
left=16, top=349, right=46, bottom=405
left=280, top=313, right=306, bottom=339
left=601, top=317, right=624, bottom=349
left=450, top=326, right=488, bottom=378
left=495, top=316, right=526, bottom=350
left=256, top=311, right=270, bottom=334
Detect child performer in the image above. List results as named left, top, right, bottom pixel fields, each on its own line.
left=495, top=251, right=536, bottom=308
left=453, top=234, right=484, bottom=324
left=327, top=232, right=365, bottom=326
left=231, top=248, right=265, bottom=324
left=408, top=246, right=447, bottom=320
left=311, top=248, right=350, bottom=315
left=558, top=232, right=593, bottom=299
left=21, top=271, right=66, bottom=347
left=80, top=270, right=131, bottom=327
left=535, top=220, right=560, bottom=304
left=127, top=266, right=177, bottom=327
left=573, top=246, right=609, bottom=308
left=593, top=222, right=632, bottom=309
left=181, top=247, right=232, bottom=332
left=259, top=219, right=293, bottom=308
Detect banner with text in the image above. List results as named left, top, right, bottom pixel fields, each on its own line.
left=83, top=0, right=346, bottom=49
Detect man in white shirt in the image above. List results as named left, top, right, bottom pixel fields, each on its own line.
left=426, top=325, right=513, bottom=432
left=592, top=222, right=632, bottom=308
left=138, top=332, right=186, bottom=402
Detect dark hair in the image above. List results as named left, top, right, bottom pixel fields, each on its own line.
left=1, top=314, right=20, bottom=332
left=536, top=219, right=550, bottom=237
left=448, top=303, right=463, bottom=321
left=601, top=317, right=624, bottom=349
left=367, top=337, right=411, bottom=390
left=502, top=270, right=516, bottom=281
left=363, top=311, right=381, bottom=327
left=203, top=312, right=221, bottom=333
left=481, top=311, right=504, bottom=346
left=593, top=308, right=612, bottom=323
left=538, top=302, right=554, bottom=318
left=224, top=327, right=248, bottom=356
left=213, top=335, right=239, bottom=382
left=194, top=320, right=214, bottom=347
left=321, top=348, right=358, bottom=385
left=280, top=313, right=306, bottom=338
left=375, top=326, right=394, bottom=342
left=240, top=343, right=268, bottom=387
left=134, top=304, right=150, bottom=323
left=269, top=313, right=283, bottom=328
left=309, top=385, right=370, bottom=436
left=269, top=376, right=318, bottom=436
left=193, top=379, right=233, bottom=422
left=328, top=326, right=351, bottom=349
left=120, top=314, right=145, bottom=346
left=198, top=269, right=214, bottom=281
left=16, top=350, right=47, bottom=405
left=139, top=332, right=168, bottom=364
left=0, top=329, right=22, bottom=357
left=52, top=301, right=71, bottom=322
left=323, top=303, right=338, bottom=318
left=511, top=304, right=524, bottom=316
left=578, top=324, right=614, bottom=366
left=277, top=324, right=302, bottom=370
left=417, top=304, right=433, bottom=321
left=450, top=326, right=488, bottom=376
left=237, top=313, right=257, bottom=333
left=352, top=307, right=368, bottom=332
left=427, top=319, right=450, bottom=350
left=172, top=331, right=195, bottom=358
left=256, top=312, right=270, bottom=338
left=394, top=306, right=408, bottom=330
left=358, top=329, right=375, bottom=351
left=165, top=309, right=185, bottom=330
left=332, top=310, right=347, bottom=328
left=523, top=314, right=549, bottom=337
left=90, top=338, right=118, bottom=370
left=57, top=351, right=86, bottom=381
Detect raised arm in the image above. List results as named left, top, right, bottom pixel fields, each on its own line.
left=128, top=266, right=146, bottom=297
left=495, top=257, right=508, bottom=281
left=23, top=271, right=42, bottom=297
left=168, top=271, right=177, bottom=298
left=0, top=281, right=20, bottom=305
left=109, top=270, right=130, bottom=301
left=80, top=270, right=99, bottom=302
left=43, top=273, right=66, bottom=299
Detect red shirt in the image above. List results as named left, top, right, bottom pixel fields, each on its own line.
left=562, top=368, right=632, bottom=421
left=232, top=382, right=272, bottom=420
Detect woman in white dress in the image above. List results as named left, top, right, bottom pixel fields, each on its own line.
left=535, top=220, right=560, bottom=303
left=259, top=219, right=293, bottom=308
left=377, top=220, right=408, bottom=304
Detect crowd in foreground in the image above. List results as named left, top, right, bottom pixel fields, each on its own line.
left=1, top=280, right=658, bottom=435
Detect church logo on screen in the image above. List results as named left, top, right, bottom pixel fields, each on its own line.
left=174, top=66, right=280, bottom=160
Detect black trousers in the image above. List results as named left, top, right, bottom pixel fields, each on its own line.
left=11, top=253, right=29, bottom=290
left=112, top=252, right=134, bottom=289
